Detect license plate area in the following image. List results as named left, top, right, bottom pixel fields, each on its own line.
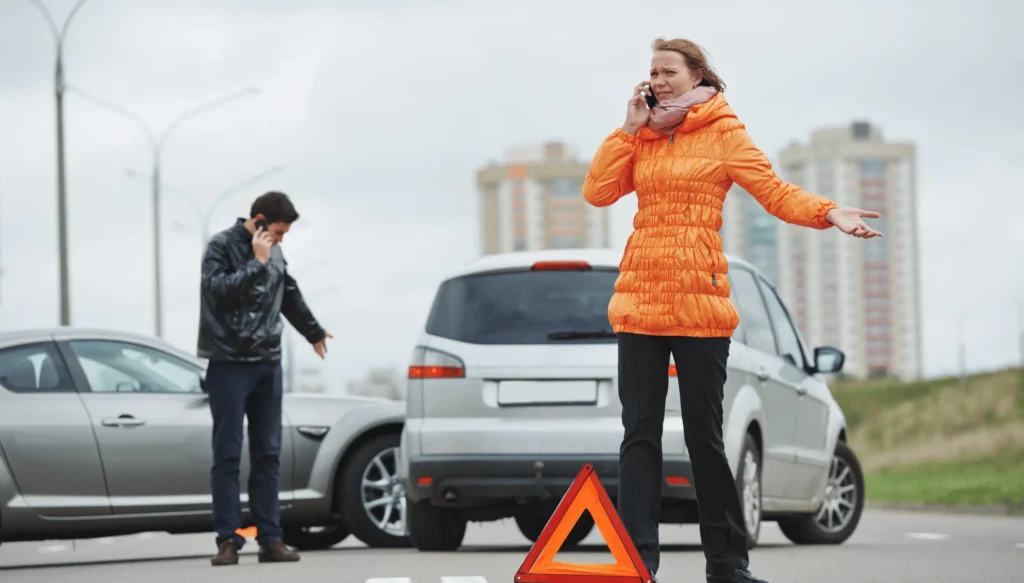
left=496, top=380, right=598, bottom=406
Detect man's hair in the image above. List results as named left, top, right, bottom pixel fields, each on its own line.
left=250, top=191, right=299, bottom=224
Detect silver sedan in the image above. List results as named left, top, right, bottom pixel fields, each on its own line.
left=0, top=327, right=408, bottom=551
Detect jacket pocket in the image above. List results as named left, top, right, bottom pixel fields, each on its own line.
left=697, top=231, right=718, bottom=287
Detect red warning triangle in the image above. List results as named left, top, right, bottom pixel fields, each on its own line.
left=514, top=464, right=654, bottom=583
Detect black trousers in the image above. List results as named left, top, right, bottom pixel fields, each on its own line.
left=616, top=332, right=749, bottom=577
left=207, top=361, right=284, bottom=550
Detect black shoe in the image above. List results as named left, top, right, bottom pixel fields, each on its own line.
left=707, top=568, right=769, bottom=583
left=210, top=541, right=239, bottom=566
left=258, top=542, right=300, bottom=563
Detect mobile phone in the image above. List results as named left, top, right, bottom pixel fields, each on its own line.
left=255, top=219, right=269, bottom=231
left=643, top=85, right=658, bottom=109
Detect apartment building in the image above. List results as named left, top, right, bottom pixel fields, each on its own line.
left=476, top=142, right=611, bottom=255
left=773, top=121, right=922, bottom=380
left=721, top=184, right=780, bottom=288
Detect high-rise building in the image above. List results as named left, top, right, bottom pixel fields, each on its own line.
left=476, top=142, right=611, bottom=255
left=722, top=184, right=780, bottom=287
left=774, top=121, right=921, bottom=381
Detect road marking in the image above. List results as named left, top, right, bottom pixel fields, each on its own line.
left=95, top=537, right=115, bottom=545
left=364, top=579, right=489, bottom=583
left=137, top=532, right=156, bottom=540
left=905, top=532, right=950, bottom=541
left=1016, top=543, right=1024, bottom=549
left=37, top=544, right=69, bottom=554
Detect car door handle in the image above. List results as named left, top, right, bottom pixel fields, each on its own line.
left=795, top=386, right=808, bottom=396
left=755, top=370, right=770, bottom=382
left=102, top=415, right=146, bottom=428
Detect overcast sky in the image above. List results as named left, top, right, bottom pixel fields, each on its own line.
left=1, top=0, right=1021, bottom=387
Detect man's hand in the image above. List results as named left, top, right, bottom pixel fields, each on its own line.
left=313, top=332, right=334, bottom=359
left=252, top=226, right=274, bottom=264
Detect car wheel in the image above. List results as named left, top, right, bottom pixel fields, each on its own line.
left=778, top=441, right=864, bottom=545
left=735, top=432, right=762, bottom=550
left=338, top=432, right=410, bottom=548
left=282, top=525, right=351, bottom=550
left=406, top=498, right=467, bottom=551
left=514, top=505, right=594, bottom=547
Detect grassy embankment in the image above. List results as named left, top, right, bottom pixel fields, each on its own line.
left=830, top=367, right=1024, bottom=509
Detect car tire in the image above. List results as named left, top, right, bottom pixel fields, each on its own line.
left=514, top=505, right=595, bottom=547
left=735, top=432, right=762, bottom=550
left=282, top=525, right=351, bottom=550
left=338, top=432, right=410, bottom=548
left=778, top=441, right=865, bottom=545
left=406, top=498, right=467, bottom=551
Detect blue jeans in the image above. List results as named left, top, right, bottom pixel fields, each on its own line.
left=207, top=361, right=284, bottom=550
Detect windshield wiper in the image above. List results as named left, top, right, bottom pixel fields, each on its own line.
left=547, top=330, right=617, bottom=340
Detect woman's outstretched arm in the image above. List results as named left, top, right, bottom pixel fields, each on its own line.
left=723, top=124, right=837, bottom=229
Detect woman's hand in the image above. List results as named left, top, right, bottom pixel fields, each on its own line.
left=622, top=81, right=651, bottom=135
left=826, top=207, right=884, bottom=238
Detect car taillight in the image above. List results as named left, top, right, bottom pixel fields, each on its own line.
left=531, top=260, right=591, bottom=271
left=669, top=364, right=677, bottom=376
left=408, top=346, right=465, bottom=379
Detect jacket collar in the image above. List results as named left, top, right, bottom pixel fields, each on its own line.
left=229, top=218, right=252, bottom=241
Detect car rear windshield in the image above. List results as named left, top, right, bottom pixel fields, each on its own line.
left=425, top=268, right=619, bottom=345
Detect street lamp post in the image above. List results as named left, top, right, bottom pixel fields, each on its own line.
left=68, top=86, right=261, bottom=338
left=25, top=0, right=99, bottom=326
left=125, top=165, right=287, bottom=245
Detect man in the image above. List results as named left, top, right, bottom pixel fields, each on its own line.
left=197, top=191, right=332, bottom=566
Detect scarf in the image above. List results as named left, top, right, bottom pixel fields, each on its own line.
left=647, top=85, right=718, bottom=135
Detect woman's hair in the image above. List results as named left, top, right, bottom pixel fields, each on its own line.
left=651, top=38, right=726, bottom=93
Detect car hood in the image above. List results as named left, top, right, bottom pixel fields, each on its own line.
left=283, top=393, right=405, bottom=427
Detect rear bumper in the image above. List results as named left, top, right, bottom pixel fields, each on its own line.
left=404, top=455, right=695, bottom=507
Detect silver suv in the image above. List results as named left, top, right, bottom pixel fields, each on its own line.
left=398, top=248, right=864, bottom=552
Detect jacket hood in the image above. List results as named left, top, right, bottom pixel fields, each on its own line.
left=638, top=92, right=736, bottom=141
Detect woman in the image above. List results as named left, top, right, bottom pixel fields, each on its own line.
left=582, top=38, right=882, bottom=583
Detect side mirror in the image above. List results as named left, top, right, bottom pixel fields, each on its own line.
left=813, top=347, right=845, bottom=374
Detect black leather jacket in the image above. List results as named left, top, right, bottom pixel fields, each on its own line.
left=197, top=218, right=326, bottom=364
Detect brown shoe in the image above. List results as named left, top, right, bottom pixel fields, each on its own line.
left=258, top=542, right=300, bottom=563
left=210, top=541, right=239, bottom=566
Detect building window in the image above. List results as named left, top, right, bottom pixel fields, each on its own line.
left=549, top=178, right=582, bottom=199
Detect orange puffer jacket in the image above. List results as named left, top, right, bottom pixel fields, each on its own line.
left=583, top=92, right=837, bottom=338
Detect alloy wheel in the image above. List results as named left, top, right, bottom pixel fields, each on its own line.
left=815, top=453, right=858, bottom=533
left=360, top=445, right=407, bottom=537
left=741, top=449, right=761, bottom=535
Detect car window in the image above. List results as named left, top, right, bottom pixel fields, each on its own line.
left=0, top=342, right=75, bottom=393
left=728, top=268, right=777, bottom=355
left=69, top=340, right=203, bottom=394
left=756, top=276, right=807, bottom=370
left=425, top=267, right=619, bottom=345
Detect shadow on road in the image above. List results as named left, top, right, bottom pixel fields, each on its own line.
left=454, top=542, right=792, bottom=554
left=0, top=546, right=365, bottom=571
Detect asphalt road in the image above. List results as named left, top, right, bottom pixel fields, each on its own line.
left=1, top=509, right=1021, bottom=582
